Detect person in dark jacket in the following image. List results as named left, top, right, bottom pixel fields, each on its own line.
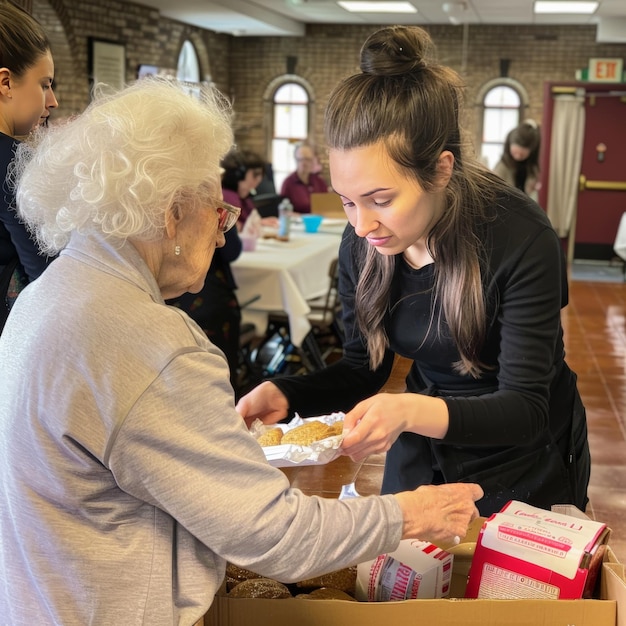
left=237, top=25, right=590, bottom=516
left=0, top=1, right=58, bottom=332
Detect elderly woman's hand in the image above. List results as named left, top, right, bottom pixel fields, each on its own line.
left=394, top=482, right=483, bottom=545
left=236, top=381, right=289, bottom=429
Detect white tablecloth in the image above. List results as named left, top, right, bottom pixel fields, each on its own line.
left=231, top=223, right=345, bottom=346
left=613, top=212, right=626, bottom=261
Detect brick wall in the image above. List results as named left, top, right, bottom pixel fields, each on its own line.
left=32, top=0, right=231, bottom=119
left=227, top=23, right=626, bottom=173
left=30, top=1, right=626, bottom=171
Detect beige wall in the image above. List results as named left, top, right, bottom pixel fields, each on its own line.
left=32, top=1, right=626, bottom=177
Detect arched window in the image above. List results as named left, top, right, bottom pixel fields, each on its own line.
left=176, top=40, right=204, bottom=99
left=479, top=81, right=526, bottom=170
left=271, top=82, right=310, bottom=192
left=177, top=40, right=200, bottom=83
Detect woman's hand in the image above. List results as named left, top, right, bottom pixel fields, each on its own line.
left=235, top=381, right=290, bottom=429
left=340, top=393, right=449, bottom=461
left=394, top=482, right=484, bottom=544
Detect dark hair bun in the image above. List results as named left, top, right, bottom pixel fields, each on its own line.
left=360, top=25, right=434, bottom=76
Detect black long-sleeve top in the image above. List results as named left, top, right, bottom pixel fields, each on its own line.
left=0, top=133, right=52, bottom=280
left=273, top=187, right=589, bottom=514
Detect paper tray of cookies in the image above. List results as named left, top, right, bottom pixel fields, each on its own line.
left=251, top=413, right=345, bottom=467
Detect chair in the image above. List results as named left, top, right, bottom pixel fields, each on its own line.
left=236, top=294, right=316, bottom=392
left=261, top=257, right=343, bottom=372
left=302, top=257, right=343, bottom=360
left=310, top=192, right=345, bottom=218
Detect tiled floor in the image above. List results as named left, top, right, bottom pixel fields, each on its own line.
left=564, top=278, right=626, bottom=563
left=283, top=275, right=626, bottom=563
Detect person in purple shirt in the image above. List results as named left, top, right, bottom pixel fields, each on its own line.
left=280, top=141, right=329, bottom=214
left=0, top=2, right=58, bottom=332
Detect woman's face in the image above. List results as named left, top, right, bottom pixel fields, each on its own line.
left=329, top=142, right=450, bottom=262
left=295, top=145, right=316, bottom=177
left=238, top=167, right=263, bottom=198
left=509, top=143, right=531, bottom=162
left=4, top=50, right=58, bottom=136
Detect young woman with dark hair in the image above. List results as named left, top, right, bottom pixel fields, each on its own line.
left=494, top=120, right=541, bottom=199
left=238, top=25, right=590, bottom=517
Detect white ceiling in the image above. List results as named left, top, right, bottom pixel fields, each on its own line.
left=138, top=0, right=626, bottom=37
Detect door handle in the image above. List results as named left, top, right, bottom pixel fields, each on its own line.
left=579, top=174, right=626, bottom=192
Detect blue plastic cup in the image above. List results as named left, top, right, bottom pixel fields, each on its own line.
left=302, top=214, right=323, bottom=233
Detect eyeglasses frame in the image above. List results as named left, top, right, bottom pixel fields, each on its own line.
left=216, top=201, right=241, bottom=233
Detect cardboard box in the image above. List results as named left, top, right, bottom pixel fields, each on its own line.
left=203, top=516, right=626, bottom=626
left=466, top=501, right=611, bottom=600
left=356, top=540, right=453, bottom=601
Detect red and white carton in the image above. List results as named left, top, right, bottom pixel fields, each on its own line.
left=356, top=540, right=453, bottom=601
left=465, top=500, right=611, bottom=600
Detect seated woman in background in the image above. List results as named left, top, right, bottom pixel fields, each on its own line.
left=280, top=141, right=329, bottom=214
left=221, top=148, right=278, bottom=229
left=0, top=76, right=481, bottom=624
left=221, top=148, right=265, bottom=226
left=493, top=119, right=541, bottom=201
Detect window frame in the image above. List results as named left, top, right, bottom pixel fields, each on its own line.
left=477, top=78, right=530, bottom=170
left=177, top=39, right=200, bottom=84
left=263, top=76, right=315, bottom=193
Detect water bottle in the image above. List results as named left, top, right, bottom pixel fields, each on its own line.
left=278, top=198, right=292, bottom=239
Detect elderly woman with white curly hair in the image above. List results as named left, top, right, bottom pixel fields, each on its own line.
left=0, top=78, right=481, bottom=625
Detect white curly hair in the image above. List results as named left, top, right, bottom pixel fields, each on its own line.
left=12, top=77, right=234, bottom=254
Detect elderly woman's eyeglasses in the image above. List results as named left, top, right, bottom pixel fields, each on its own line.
left=216, top=201, right=241, bottom=233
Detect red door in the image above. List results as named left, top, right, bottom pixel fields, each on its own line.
left=575, top=88, right=626, bottom=259
left=540, top=82, right=626, bottom=260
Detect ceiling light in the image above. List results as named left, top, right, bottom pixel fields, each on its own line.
left=442, top=1, right=468, bottom=24
left=338, top=2, right=417, bottom=14
left=534, top=1, right=598, bottom=14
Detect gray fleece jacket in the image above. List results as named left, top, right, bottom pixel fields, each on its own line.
left=0, top=231, right=402, bottom=625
